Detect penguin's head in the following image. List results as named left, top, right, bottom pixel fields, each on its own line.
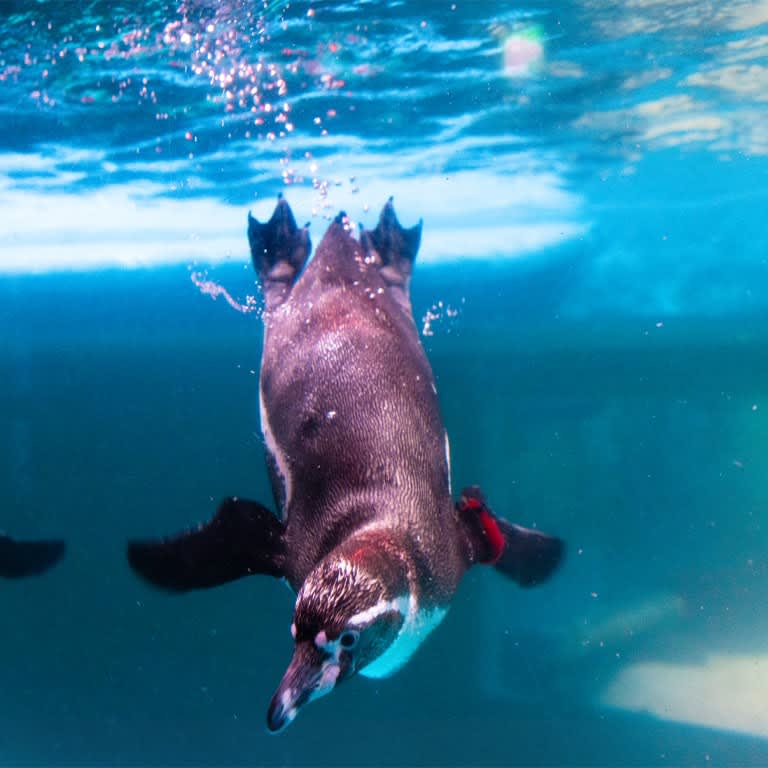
left=267, top=541, right=409, bottom=732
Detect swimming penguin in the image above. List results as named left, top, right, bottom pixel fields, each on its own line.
left=0, top=535, right=65, bottom=579
left=127, top=197, right=564, bottom=732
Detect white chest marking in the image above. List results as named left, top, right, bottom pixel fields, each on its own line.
left=259, top=383, right=292, bottom=516
left=360, top=592, right=448, bottom=680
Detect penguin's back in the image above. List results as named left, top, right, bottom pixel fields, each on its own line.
left=259, top=221, right=455, bottom=583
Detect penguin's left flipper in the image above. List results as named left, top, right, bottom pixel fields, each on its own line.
left=127, top=497, right=286, bottom=592
left=457, top=486, right=564, bottom=587
left=0, top=535, right=65, bottom=578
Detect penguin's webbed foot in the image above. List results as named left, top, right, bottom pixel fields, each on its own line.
left=127, top=497, right=286, bottom=592
left=0, top=535, right=65, bottom=578
left=457, top=486, right=564, bottom=587
left=248, top=196, right=311, bottom=300
left=361, top=198, right=422, bottom=288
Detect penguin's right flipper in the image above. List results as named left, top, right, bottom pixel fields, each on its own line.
left=457, top=486, right=564, bottom=587
left=0, top=535, right=65, bottom=579
left=361, top=198, right=423, bottom=289
left=248, top=196, right=311, bottom=309
left=127, top=497, right=286, bottom=592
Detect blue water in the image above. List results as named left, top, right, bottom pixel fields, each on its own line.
left=3, top=0, right=768, bottom=764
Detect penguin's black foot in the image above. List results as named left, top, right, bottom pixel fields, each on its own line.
left=248, top=196, right=311, bottom=307
left=361, top=198, right=423, bottom=288
left=126, top=497, right=286, bottom=592
left=0, top=535, right=65, bottom=578
left=457, top=486, right=564, bottom=587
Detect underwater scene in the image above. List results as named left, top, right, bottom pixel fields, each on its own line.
left=3, top=0, right=768, bottom=764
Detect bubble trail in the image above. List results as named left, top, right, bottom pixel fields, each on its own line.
left=190, top=270, right=259, bottom=314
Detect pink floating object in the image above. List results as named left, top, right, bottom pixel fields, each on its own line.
left=503, top=33, right=544, bottom=77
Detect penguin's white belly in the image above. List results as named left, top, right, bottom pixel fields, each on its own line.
left=259, top=384, right=292, bottom=517
left=359, top=596, right=447, bottom=679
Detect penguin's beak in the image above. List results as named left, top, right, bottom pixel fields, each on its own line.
left=267, top=641, right=341, bottom=733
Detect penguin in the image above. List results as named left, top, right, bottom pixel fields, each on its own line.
left=126, top=197, right=564, bottom=733
left=0, top=534, right=65, bottom=579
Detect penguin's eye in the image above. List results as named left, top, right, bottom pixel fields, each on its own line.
left=339, top=630, right=360, bottom=649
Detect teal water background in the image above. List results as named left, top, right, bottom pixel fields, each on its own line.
left=2, top=1, right=768, bottom=765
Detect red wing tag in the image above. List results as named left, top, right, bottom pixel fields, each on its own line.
left=477, top=509, right=505, bottom=565
left=458, top=489, right=506, bottom=565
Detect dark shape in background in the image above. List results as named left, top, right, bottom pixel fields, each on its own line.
left=0, top=535, right=65, bottom=579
